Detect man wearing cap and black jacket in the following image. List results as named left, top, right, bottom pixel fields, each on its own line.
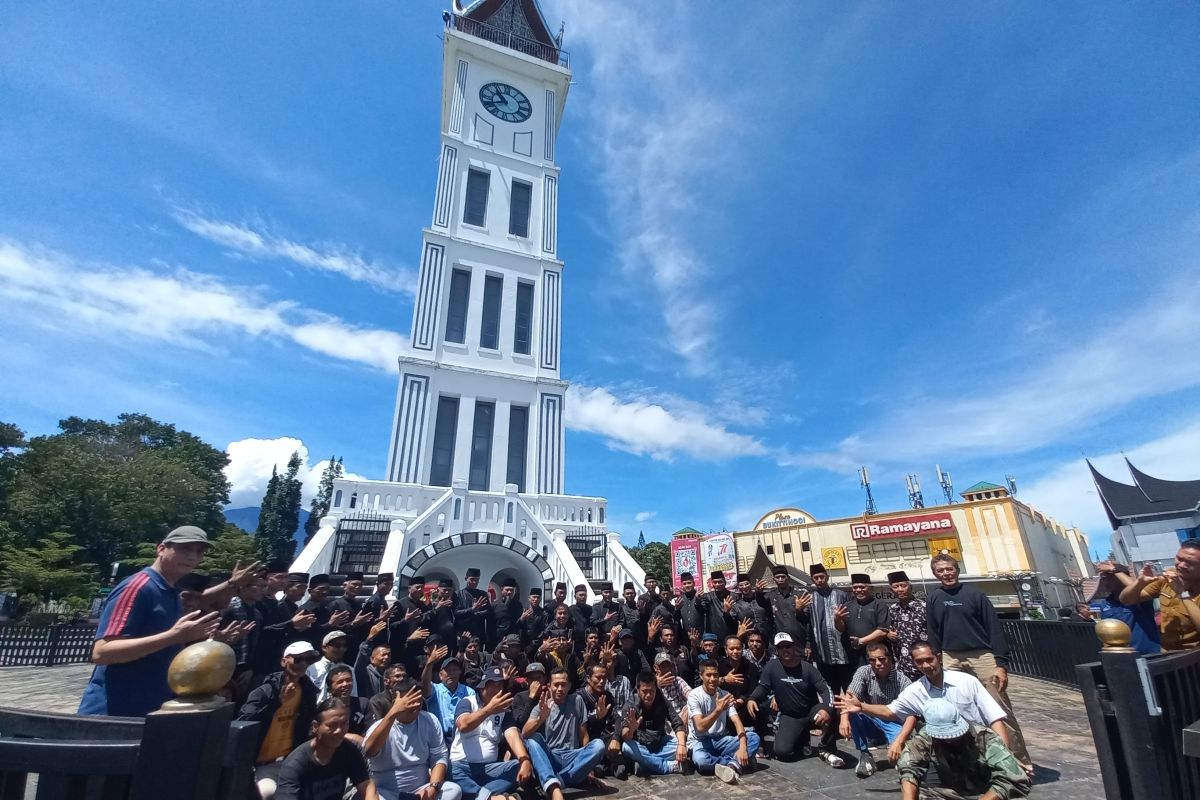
left=749, top=632, right=844, bottom=767
left=730, top=574, right=771, bottom=637
left=363, top=573, right=394, bottom=619
left=757, top=564, right=812, bottom=648
left=675, top=572, right=705, bottom=637
left=697, top=571, right=735, bottom=640
left=256, top=572, right=317, bottom=683
left=300, top=574, right=352, bottom=649
left=569, top=584, right=596, bottom=649
left=332, top=571, right=374, bottom=656
left=239, top=640, right=321, bottom=795
left=592, top=582, right=622, bottom=638
left=518, top=587, right=549, bottom=647
left=491, top=578, right=524, bottom=648
left=455, top=568, right=492, bottom=645
left=837, top=574, right=889, bottom=670
left=429, top=579, right=458, bottom=645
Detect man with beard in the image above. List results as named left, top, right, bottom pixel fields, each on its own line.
left=568, top=584, right=596, bottom=650
left=837, top=574, right=889, bottom=670
left=806, top=563, right=852, bottom=694
left=518, top=587, right=549, bottom=647
left=697, top=571, right=735, bottom=640
left=756, top=564, right=812, bottom=649
left=592, top=582, right=622, bottom=637
left=886, top=571, right=929, bottom=680
left=455, top=568, right=492, bottom=646
left=491, top=578, right=524, bottom=646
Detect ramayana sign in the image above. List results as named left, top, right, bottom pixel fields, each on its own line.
left=850, top=512, right=955, bottom=541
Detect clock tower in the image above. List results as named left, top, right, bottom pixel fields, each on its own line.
left=387, top=0, right=571, bottom=495
left=291, top=0, right=647, bottom=600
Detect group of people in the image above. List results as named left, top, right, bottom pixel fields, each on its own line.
left=81, top=526, right=1200, bottom=799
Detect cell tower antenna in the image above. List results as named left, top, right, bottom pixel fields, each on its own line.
left=905, top=473, right=925, bottom=509
left=1006, top=474, right=1018, bottom=496
left=859, top=466, right=877, bottom=516
left=936, top=464, right=955, bottom=504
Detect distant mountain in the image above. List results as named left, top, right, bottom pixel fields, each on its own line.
left=224, top=506, right=310, bottom=545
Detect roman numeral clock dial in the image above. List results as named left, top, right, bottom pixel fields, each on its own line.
left=479, top=82, right=532, bottom=123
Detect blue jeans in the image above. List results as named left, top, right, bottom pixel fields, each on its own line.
left=546, top=740, right=607, bottom=787
left=450, top=737, right=560, bottom=800
left=689, top=732, right=761, bottom=774
left=849, top=714, right=902, bottom=751
left=622, top=736, right=680, bottom=776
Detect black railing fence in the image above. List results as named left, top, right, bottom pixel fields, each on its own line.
left=0, top=623, right=98, bottom=666
left=1001, top=619, right=1101, bottom=687
left=450, top=15, right=569, bottom=67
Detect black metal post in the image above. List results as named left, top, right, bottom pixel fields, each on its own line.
left=1099, top=648, right=1172, bottom=800
left=1078, top=661, right=1133, bottom=800
left=131, top=702, right=234, bottom=800
left=44, top=624, right=62, bottom=668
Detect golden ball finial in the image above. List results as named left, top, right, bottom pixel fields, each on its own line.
left=161, top=640, right=236, bottom=710
left=1095, top=618, right=1133, bottom=649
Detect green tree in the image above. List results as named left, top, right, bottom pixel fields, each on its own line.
left=1, top=414, right=230, bottom=570
left=304, top=455, right=343, bottom=543
left=0, top=530, right=98, bottom=618
left=626, top=540, right=670, bottom=581
left=256, top=452, right=301, bottom=563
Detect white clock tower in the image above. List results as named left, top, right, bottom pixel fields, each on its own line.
left=292, top=0, right=647, bottom=600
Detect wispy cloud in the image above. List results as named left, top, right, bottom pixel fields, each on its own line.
left=566, top=384, right=766, bottom=461
left=0, top=237, right=406, bottom=372
left=174, top=211, right=415, bottom=295
left=633, top=511, right=656, bottom=523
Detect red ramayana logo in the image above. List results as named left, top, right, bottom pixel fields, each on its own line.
left=850, top=512, right=955, bottom=541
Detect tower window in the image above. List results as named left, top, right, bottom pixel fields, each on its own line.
left=480, top=274, right=503, bottom=350
left=464, top=168, right=490, bottom=227
left=509, top=180, right=532, bottom=237
left=468, top=401, right=495, bottom=491
left=445, top=268, right=471, bottom=344
left=430, top=396, right=460, bottom=487
left=514, top=281, right=534, bottom=355
left=507, top=405, right=528, bottom=492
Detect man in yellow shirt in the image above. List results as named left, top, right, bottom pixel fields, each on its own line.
left=239, top=641, right=321, bottom=798
left=1119, top=541, right=1200, bottom=651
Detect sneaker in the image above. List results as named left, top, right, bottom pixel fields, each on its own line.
left=632, top=762, right=642, bottom=778
left=819, top=750, right=846, bottom=769
left=680, top=758, right=696, bottom=776
left=714, top=763, right=739, bottom=784
left=855, top=751, right=876, bottom=778
left=613, top=762, right=627, bottom=781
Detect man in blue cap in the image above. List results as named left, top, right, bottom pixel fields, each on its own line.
left=896, top=697, right=1030, bottom=799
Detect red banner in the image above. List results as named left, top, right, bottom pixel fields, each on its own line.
left=670, top=538, right=701, bottom=590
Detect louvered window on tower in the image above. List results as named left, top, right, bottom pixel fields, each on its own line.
left=480, top=274, right=503, bottom=349
left=469, top=401, right=495, bottom=491
left=445, top=269, right=471, bottom=343
left=464, top=168, right=490, bottom=226
left=509, top=180, right=532, bottom=237
left=430, top=396, right=460, bottom=487
left=507, top=405, right=528, bottom=492
left=514, top=281, right=533, bottom=354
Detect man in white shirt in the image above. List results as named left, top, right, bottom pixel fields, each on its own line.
left=363, top=679, right=461, bottom=800
left=686, top=661, right=760, bottom=784
left=449, top=667, right=562, bottom=800
left=835, top=641, right=1010, bottom=748
left=309, top=630, right=357, bottom=703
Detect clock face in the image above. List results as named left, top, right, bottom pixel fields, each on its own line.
left=479, top=82, right=532, bottom=123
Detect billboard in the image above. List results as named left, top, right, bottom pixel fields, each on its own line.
left=670, top=537, right=701, bottom=590
left=700, top=533, right=738, bottom=587
left=850, top=511, right=955, bottom=541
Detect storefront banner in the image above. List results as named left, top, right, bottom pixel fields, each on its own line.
left=850, top=511, right=955, bottom=541
left=670, top=537, right=701, bottom=590
left=700, top=533, right=738, bottom=587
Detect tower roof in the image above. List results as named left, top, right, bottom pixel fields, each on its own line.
left=962, top=481, right=1004, bottom=494
left=454, top=0, right=561, bottom=57
left=1088, top=459, right=1200, bottom=528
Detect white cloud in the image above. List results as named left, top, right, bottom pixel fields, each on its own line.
left=555, top=1, right=740, bottom=373
left=0, top=237, right=407, bottom=373
left=633, top=511, right=656, bottom=523
left=175, top=211, right=416, bottom=295
left=225, top=436, right=366, bottom=508
left=1020, top=417, right=1200, bottom=542
left=566, top=384, right=766, bottom=461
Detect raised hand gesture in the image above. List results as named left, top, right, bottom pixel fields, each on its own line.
left=407, top=627, right=430, bottom=642
left=716, top=693, right=735, bottom=712
left=472, top=596, right=488, bottom=611
left=595, top=693, right=610, bottom=719
left=600, top=643, right=617, bottom=663
left=520, top=606, right=533, bottom=620
left=834, top=691, right=863, bottom=714
left=329, top=610, right=351, bottom=627
left=736, top=618, right=753, bottom=638
left=795, top=592, right=813, bottom=611
left=437, top=598, right=453, bottom=610
left=170, top=610, right=220, bottom=644
left=404, top=606, right=422, bottom=623
left=430, top=644, right=449, bottom=664
left=688, top=627, right=702, bottom=645
left=501, top=662, right=517, bottom=682
left=603, top=610, right=618, bottom=623
left=352, top=610, right=373, bottom=628
left=391, top=685, right=424, bottom=715
left=722, top=594, right=735, bottom=614
left=369, top=618, right=389, bottom=641
left=230, top=560, right=265, bottom=588
left=291, top=609, right=316, bottom=631
left=624, top=706, right=639, bottom=733
left=647, top=616, right=663, bottom=639
left=1141, top=562, right=1158, bottom=579
left=488, top=690, right=515, bottom=714
left=756, top=578, right=769, bottom=592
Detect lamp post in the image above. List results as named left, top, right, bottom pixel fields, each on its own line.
left=996, top=571, right=1039, bottom=619
left=1046, top=577, right=1064, bottom=609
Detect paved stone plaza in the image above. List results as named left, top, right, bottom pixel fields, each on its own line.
left=0, top=665, right=1101, bottom=798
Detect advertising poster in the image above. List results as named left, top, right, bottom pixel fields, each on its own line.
left=700, top=533, right=738, bottom=587
left=670, top=537, right=700, bottom=590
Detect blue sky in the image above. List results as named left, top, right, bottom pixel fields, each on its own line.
left=2, top=2, right=1198, bottom=556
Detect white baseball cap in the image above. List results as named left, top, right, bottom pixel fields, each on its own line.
left=773, top=632, right=795, bottom=646
left=284, top=641, right=318, bottom=658
left=322, top=630, right=349, bottom=646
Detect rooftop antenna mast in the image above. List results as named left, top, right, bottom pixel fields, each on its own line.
left=1006, top=474, right=1018, bottom=496
left=859, top=466, right=877, bottom=516
left=936, top=464, right=954, bottom=504
left=905, top=473, right=925, bottom=509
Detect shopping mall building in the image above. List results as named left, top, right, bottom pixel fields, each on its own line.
left=731, top=481, right=1095, bottom=616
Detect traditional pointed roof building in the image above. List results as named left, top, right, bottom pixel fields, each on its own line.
left=1089, top=460, right=1200, bottom=568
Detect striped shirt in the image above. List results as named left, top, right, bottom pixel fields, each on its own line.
left=847, top=663, right=911, bottom=706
